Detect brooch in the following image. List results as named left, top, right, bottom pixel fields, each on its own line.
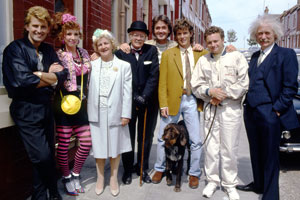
left=113, top=66, right=118, bottom=72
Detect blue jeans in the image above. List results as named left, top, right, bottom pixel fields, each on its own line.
left=154, top=95, right=202, bottom=177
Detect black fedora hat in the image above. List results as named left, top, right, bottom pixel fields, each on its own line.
left=127, top=21, right=149, bottom=35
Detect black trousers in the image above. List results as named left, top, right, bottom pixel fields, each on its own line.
left=10, top=100, right=58, bottom=200
left=122, top=98, right=159, bottom=173
left=244, top=103, right=281, bottom=200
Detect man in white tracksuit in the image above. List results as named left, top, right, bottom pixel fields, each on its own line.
left=191, top=26, right=249, bottom=200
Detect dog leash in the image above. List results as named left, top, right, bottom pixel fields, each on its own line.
left=201, top=103, right=218, bottom=147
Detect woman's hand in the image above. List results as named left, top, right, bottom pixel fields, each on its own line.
left=49, top=63, right=64, bottom=73
left=121, top=118, right=130, bottom=126
left=90, top=52, right=100, bottom=61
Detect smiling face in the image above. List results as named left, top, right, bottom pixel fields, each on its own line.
left=154, top=20, right=170, bottom=44
left=25, top=16, right=50, bottom=48
left=206, top=32, right=225, bottom=55
left=256, top=24, right=276, bottom=51
left=175, top=28, right=192, bottom=49
left=96, top=37, right=113, bottom=60
left=129, top=30, right=147, bottom=49
left=64, top=29, right=80, bottom=49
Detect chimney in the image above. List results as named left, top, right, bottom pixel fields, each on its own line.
left=264, top=6, right=269, bottom=14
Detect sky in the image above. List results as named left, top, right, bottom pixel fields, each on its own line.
left=206, top=0, right=298, bottom=49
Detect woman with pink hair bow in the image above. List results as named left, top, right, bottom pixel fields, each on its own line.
left=52, top=12, right=92, bottom=196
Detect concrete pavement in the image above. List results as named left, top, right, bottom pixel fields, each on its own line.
left=57, top=115, right=261, bottom=200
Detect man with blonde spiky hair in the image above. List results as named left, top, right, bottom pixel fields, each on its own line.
left=2, top=6, right=67, bottom=200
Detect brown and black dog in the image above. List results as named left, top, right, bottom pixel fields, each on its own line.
left=162, top=120, right=191, bottom=192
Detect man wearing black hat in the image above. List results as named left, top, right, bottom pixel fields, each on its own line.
left=115, top=21, right=159, bottom=185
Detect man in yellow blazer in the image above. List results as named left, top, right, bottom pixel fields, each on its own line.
left=152, top=18, right=208, bottom=189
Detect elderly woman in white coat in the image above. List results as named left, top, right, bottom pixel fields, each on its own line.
left=88, top=29, right=132, bottom=197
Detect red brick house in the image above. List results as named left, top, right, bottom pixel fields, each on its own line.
left=0, top=1, right=212, bottom=199
left=278, top=0, right=300, bottom=48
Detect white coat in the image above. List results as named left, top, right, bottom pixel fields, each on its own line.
left=88, top=55, right=132, bottom=124
left=87, top=55, right=132, bottom=158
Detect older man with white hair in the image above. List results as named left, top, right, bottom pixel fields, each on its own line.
left=236, top=15, right=299, bottom=200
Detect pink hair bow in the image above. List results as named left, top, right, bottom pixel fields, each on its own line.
left=62, top=14, right=77, bottom=24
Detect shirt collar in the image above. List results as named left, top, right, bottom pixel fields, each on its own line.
left=261, top=43, right=274, bottom=55
left=179, top=45, right=192, bottom=54
left=210, top=47, right=226, bottom=59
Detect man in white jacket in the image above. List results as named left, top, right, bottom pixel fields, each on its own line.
left=191, top=26, right=249, bottom=200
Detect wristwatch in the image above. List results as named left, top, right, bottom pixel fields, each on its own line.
left=36, top=72, right=42, bottom=79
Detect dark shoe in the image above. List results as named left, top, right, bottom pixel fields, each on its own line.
left=189, top=176, right=199, bottom=189
left=142, top=171, right=152, bottom=183
left=236, top=182, right=263, bottom=194
left=152, top=171, right=164, bottom=184
left=49, top=193, right=62, bottom=200
left=122, top=172, right=132, bottom=185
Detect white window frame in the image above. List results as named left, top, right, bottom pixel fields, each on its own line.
left=0, top=0, right=14, bottom=128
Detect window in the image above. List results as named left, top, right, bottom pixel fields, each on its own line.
left=0, top=1, right=13, bottom=86
left=55, top=0, right=65, bottom=12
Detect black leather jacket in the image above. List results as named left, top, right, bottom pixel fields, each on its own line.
left=2, top=37, right=68, bottom=103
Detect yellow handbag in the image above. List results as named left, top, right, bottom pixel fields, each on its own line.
left=60, top=65, right=84, bottom=115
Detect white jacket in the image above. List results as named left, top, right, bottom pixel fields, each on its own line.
left=87, top=56, right=132, bottom=126
left=191, top=51, right=249, bottom=105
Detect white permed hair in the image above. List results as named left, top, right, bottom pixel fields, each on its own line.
left=249, top=14, right=284, bottom=42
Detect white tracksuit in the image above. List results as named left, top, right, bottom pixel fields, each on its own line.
left=191, top=50, right=249, bottom=188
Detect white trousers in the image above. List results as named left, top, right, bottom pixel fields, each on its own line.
left=203, top=101, right=242, bottom=188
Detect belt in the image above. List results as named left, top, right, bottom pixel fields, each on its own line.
left=182, top=89, right=188, bottom=95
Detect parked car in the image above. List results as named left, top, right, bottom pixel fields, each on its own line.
left=279, top=49, right=300, bottom=153
left=241, top=46, right=260, bottom=63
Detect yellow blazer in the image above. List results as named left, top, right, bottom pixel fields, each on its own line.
left=159, top=46, right=208, bottom=116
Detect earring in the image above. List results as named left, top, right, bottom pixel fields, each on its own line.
left=62, top=39, right=65, bottom=44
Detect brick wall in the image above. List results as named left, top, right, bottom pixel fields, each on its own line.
left=83, top=0, right=112, bottom=54
left=13, top=0, right=55, bottom=45
left=0, top=126, right=33, bottom=200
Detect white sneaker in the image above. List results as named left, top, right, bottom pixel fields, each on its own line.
left=202, top=182, right=217, bottom=198
left=225, top=187, right=240, bottom=200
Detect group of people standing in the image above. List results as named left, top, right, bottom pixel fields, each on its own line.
left=2, top=5, right=299, bottom=200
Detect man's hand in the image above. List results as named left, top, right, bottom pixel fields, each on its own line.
left=119, top=43, right=131, bottom=54
left=90, top=52, right=100, bottom=61
left=210, top=97, right=222, bottom=106
left=192, top=43, right=204, bottom=52
left=49, top=63, right=63, bottom=73
left=225, top=45, right=236, bottom=53
left=134, top=95, right=147, bottom=108
left=209, top=88, right=227, bottom=101
left=121, top=118, right=130, bottom=126
left=160, top=107, right=169, bottom=118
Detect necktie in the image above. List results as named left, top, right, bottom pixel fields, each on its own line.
left=131, top=48, right=142, bottom=55
left=185, top=50, right=192, bottom=96
left=257, top=50, right=264, bottom=66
